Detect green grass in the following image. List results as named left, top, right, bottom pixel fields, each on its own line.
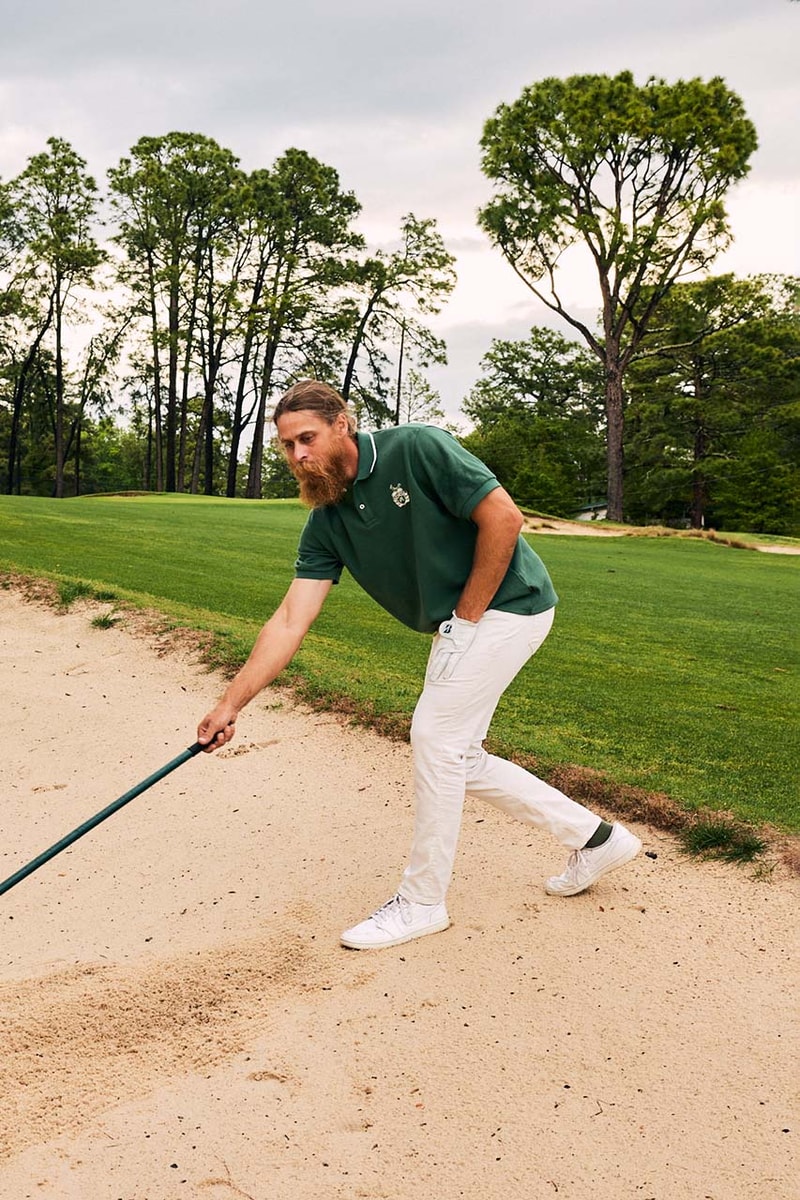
left=90, top=612, right=119, bottom=629
left=2, top=493, right=798, bottom=835
left=679, top=819, right=768, bottom=863
left=57, top=579, right=94, bottom=609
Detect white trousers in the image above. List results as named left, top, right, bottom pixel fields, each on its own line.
left=399, top=608, right=601, bottom=904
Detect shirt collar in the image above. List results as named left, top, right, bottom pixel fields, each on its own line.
left=355, top=430, right=378, bottom=482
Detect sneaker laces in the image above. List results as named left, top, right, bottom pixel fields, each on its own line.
left=560, top=849, right=587, bottom=882
left=371, top=894, right=412, bottom=931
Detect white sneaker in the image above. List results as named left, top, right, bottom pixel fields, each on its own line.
left=545, top=824, right=642, bottom=897
left=340, top=894, right=450, bottom=950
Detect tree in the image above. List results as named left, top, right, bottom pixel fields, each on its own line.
left=625, top=274, right=800, bottom=532
left=462, top=327, right=606, bottom=515
left=232, top=150, right=363, bottom=498
left=108, top=132, right=243, bottom=492
left=11, top=138, right=104, bottom=496
left=187, top=161, right=248, bottom=495
left=338, top=213, right=456, bottom=425
left=479, top=71, right=758, bottom=520
left=259, top=439, right=299, bottom=499
left=68, top=309, right=134, bottom=494
left=0, top=182, right=50, bottom=492
left=396, top=368, right=446, bottom=426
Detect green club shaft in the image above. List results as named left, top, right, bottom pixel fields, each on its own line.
left=0, top=742, right=204, bottom=898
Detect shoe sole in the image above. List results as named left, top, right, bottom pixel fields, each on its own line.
left=545, top=835, right=642, bottom=897
left=340, top=915, right=451, bottom=950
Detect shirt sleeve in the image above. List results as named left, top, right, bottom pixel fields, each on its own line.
left=412, top=426, right=500, bottom=519
left=294, top=512, right=344, bottom=583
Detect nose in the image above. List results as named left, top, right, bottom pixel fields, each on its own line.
left=292, top=444, right=309, bottom=463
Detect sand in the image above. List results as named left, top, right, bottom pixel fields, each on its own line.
left=0, top=586, right=797, bottom=1200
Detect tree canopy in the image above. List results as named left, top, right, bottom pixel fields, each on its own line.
left=479, top=71, right=758, bottom=520
left=625, top=274, right=800, bottom=532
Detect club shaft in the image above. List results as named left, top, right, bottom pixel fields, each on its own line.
left=0, top=742, right=203, bottom=898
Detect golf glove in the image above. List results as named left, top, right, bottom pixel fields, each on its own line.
left=428, top=612, right=479, bottom=682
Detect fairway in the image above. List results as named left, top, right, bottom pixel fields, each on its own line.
left=1, top=493, right=798, bottom=832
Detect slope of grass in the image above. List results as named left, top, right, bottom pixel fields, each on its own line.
left=2, top=493, right=797, bottom=833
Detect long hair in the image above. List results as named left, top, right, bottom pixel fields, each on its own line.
left=272, top=380, right=356, bottom=434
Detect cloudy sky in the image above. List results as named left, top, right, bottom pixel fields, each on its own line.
left=1, top=0, right=797, bottom=416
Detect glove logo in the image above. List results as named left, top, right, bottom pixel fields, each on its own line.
left=390, top=483, right=410, bottom=508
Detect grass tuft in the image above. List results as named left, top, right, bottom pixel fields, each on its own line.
left=90, top=613, right=118, bottom=629
left=57, top=579, right=94, bottom=609
left=679, top=818, right=767, bottom=863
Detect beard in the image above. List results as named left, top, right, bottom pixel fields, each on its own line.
left=292, top=444, right=352, bottom=509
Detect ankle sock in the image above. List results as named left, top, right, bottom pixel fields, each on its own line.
left=583, top=820, right=614, bottom=850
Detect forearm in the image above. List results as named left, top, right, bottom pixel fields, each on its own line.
left=220, top=614, right=304, bottom=713
left=198, top=577, right=331, bottom=749
left=455, top=494, right=523, bottom=622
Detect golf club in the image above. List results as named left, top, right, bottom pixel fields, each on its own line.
left=0, top=741, right=205, bottom=897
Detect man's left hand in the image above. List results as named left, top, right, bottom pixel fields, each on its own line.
left=428, top=612, right=480, bottom=682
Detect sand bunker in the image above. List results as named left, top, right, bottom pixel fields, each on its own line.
left=1, top=587, right=797, bottom=1198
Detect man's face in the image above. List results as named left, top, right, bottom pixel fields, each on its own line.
left=276, top=410, right=356, bottom=508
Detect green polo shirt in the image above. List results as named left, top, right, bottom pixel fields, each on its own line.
left=294, top=424, right=558, bottom=633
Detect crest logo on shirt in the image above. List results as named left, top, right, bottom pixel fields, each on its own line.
left=390, top=482, right=410, bottom=507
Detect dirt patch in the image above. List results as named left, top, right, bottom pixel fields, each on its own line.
left=522, top=515, right=800, bottom=553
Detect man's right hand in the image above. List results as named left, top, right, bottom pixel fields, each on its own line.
left=197, top=703, right=239, bottom=752
left=195, top=579, right=333, bottom=754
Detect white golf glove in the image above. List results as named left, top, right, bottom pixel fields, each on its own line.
left=428, top=612, right=479, bottom=682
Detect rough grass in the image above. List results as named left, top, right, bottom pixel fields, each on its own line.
left=678, top=818, right=768, bottom=863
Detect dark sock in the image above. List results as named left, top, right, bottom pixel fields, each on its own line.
left=583, top=820, right=614, bottom=850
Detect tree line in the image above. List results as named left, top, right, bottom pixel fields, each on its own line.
left=463, top=274, right=800, bottom=535
left=1, top=71, right=797, bottom=533
left=0, top=133, right=456, bottom=499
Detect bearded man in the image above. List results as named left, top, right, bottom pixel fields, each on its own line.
left=197, top=380, right=641, bottom=950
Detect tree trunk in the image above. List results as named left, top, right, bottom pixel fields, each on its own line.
left=393, top=319, right=406, bottom=425
left=54, top=286, right=65, bottom=499
left=226, top=342, right=253, bottom=497
left=147, top=255, right=164, bottom=492
left=166, top=263, right=181, bottom=492
left=604, top=357, right=625, bottom=522
left=5, top=300, right=54, bottom=494
left=204, top=396, right=214, bottom=495
left=74, top=421, right=81, bottom=496
left=177, top=273, right=201, bottom=492
left=342, top=295, right=377, bottom=402
left=145, top=389, right=154, bottom=490
left=6, top=377, right=23, bottom=494
left=246, top=306, right=282, bottom=498
left=246, top=378, right=269, bottom=499
left=226, top=270, right=266, bottom=497
left=691, top=421, right=708, bottom=529
left=190, top=374, right=216, bottom=495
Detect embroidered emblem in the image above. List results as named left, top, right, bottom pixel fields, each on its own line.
left=390, top=482, right=410, bottom=508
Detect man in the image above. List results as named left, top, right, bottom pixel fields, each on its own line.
left=198, top=380, right=641, bottom=950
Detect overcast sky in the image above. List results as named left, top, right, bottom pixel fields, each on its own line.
left=1, top=0, right=797, bottom=416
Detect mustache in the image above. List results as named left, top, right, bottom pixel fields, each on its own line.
left=293, top=459, right=329, bottom=479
